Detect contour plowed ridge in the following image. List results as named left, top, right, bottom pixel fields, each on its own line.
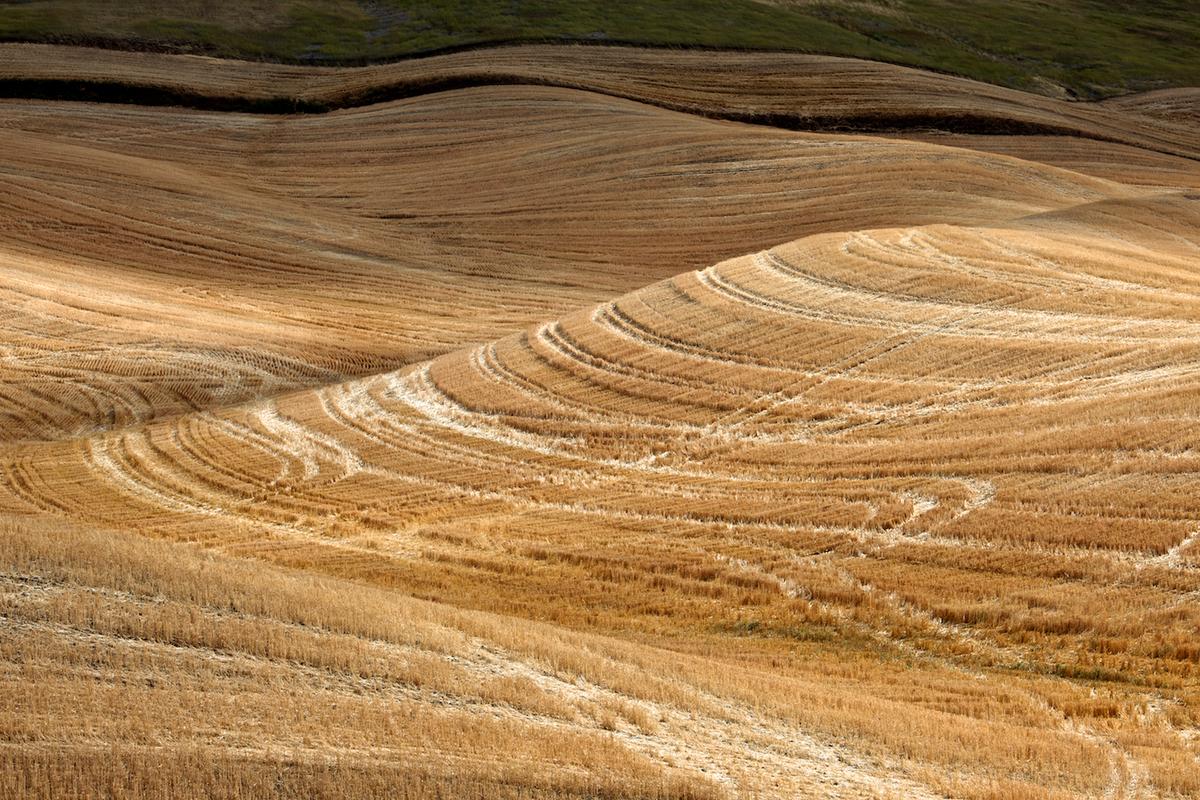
left=2, top=43, right=1199, bottom=159
left=0, top=83, right=1145, bottom=443
left=5, top=203, right=1200, bottom=796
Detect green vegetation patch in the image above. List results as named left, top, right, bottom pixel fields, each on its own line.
left=0, top=0, right=1197, bottom=97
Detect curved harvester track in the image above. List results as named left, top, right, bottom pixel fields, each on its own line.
left=2, top=43, right=1200, bottom=800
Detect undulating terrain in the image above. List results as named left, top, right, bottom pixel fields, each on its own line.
left=1, top=38, right=1200, bottom=800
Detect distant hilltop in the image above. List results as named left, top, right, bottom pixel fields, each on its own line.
left=1, top=0, right=1198, bottom=98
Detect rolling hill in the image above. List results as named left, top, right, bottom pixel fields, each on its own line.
left=1, top=39, right=1200, bottom=800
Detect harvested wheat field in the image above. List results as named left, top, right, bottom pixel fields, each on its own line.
left=1, top=37, right=1200, bottom=800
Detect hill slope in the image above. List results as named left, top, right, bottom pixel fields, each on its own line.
left=3, top=43, right=1200, bottom=157
left=2, top=44, right=1200, bottom=800
left=5, top=60, right=1169, bottom=442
